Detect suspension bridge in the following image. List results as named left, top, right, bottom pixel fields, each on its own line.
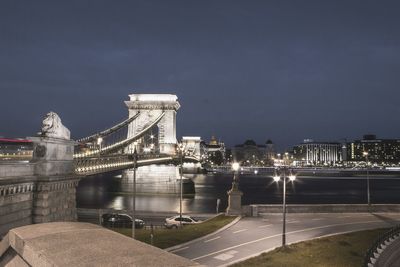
left=0, top=94, right=200, bottom=235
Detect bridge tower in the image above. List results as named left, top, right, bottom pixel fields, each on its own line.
left=122, top=94, right=194, bottom=195
left=125, top=94, right=180, bottom=155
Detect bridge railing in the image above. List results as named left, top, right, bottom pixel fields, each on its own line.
left=363, top=224, right=400, bottom=267
left=74, top=153, right=176, bottom=175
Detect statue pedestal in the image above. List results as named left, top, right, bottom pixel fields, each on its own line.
left=226, top=174, right=243, bottom=216
left=29, top=136, right=79, bottom=223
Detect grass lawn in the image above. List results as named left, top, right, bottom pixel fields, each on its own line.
left=109, top=214, right=237, bottom=249
left=232, top=228, right=387, bottom=267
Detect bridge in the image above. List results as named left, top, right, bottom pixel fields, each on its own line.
left=0, top=94, right=200, bottom=236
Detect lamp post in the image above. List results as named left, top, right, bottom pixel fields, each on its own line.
left=363, top=151, right=370, bottom=206
left=273, top=167, right=296, bottom=247
left=232, top=162, right=240, bottom=188
left=226, top=162, right=242, bottom=215
left=178, top=143, right=185, bottom=227
left=131, top=143, right=138, bottom=239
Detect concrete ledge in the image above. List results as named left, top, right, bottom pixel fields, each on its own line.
left=0, top=222, right=199, bottom=267
left=248, top=204, right=400, bottom=216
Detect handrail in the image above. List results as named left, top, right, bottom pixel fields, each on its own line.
left=363, top=224, right=400, bottom=266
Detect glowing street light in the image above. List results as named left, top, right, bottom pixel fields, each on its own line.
left=177, top=143, right=185, bottom=227
left=232, top=162, right=240, bottom=172
left=273, top=167, right=296, bottom=247
left=363, top=151, right=371, bottom=206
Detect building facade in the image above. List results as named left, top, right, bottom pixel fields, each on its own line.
left=232, top=140, right=267, bottom=166
left=293, top=139, right=343, bottom=166
left=347, top=135, right=400, bottom=164
left=201, top=136, right=226, bottom=165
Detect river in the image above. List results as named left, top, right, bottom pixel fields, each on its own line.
left=76, top=171, right=400, bottom=214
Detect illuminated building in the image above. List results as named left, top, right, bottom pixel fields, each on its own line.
left=348, top=135, right=400, bottom=164
left=293, top=139, right=342, bottom=166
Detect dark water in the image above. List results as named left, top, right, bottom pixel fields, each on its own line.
left=76, top=171, right=400, bottom=214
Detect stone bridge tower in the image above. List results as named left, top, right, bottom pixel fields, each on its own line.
left=125, top=94, right=180, bottom=155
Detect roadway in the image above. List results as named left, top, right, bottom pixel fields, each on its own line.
left=77, top=208, right=214, bottom=228
left=170, top=213, right=400, bottom=267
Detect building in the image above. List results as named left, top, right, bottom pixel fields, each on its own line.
left=347, top=135, right=400, bottom=164
left=181, top=136, right=201, bottom=159
left=265, top=139, right=275, bottom=166
left=232, top=140, right=266, bottom=166
left=201, top=136, right=226, bottom=165
left=0, top=138, right=33, bottom=160
left=293, top=139, right=343, bottom=166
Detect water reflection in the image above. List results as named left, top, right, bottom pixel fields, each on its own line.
left=76, top=171, right=400, bottom=214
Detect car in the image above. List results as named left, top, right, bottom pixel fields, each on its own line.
left=164, top=215, right=201, bottom=229
left=101, top=213, right=145, bottom=229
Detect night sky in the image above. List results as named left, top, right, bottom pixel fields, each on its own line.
left=1, top=1, right=400, bottom=151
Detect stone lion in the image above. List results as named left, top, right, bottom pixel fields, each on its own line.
left=40, top=111, right=71, bottom=140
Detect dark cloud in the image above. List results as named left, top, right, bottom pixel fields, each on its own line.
left=1, top=0, right=400, bottom=150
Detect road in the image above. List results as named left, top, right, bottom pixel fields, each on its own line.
left=77, top=208, right=214, bottom=228
left=170, top=213, right=400, bottom=267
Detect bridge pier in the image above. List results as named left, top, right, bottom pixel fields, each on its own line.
left=121, top=165, right=195, bottom=195
left=0, top=134, right=80, bottom=236
left=30, top=137, right=79, bottom=223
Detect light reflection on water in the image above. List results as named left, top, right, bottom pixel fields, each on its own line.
left=76, top=171, right=400, bottom=214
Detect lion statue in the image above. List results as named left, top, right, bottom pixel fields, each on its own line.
left=39, top=111, right=71, bottom=140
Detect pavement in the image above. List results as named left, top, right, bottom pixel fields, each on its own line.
left=170, top=213, right=400, bottom=267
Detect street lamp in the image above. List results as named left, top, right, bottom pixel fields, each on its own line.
left=178, top=143, right=185, bottom=227
left=232, top=162, right=240, bottom=189
left=226, top=162, right=243, bottom=215
left=363, top=151, right=370, bottom=206
left=273, top=167, right=296, bottom=247
left=131, top=143, right=138, bottom=239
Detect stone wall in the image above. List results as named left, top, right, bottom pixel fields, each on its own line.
left=0, top=136, right=80, bottom=237
left=33, top=177, right=79, bottom=223
left=246, top=204, right=400, bottom=216
left=0, top=178, right=36, bottom=236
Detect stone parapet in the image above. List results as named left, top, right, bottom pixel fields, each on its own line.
left=247, top=204, right=400, bottom=216
left=0, top=222, right=199, bottom=267
left=33, top=176, right=79, bottom=223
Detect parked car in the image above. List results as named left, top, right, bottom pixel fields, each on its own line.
left=164, top=215, right=201, bottom=229
left=102, top=213, right=145, bottom=229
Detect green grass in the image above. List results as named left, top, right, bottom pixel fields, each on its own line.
left=232, top=228, right=388, bottom=267
left=109, top=214, right=237, bottom=249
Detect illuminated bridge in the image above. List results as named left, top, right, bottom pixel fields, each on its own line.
left=0, top=94, right=200, bottom=236
left=73, top=94, right=199, bottom=176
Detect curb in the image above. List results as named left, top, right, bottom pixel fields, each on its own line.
left=165, top=215, right=242, bottom=252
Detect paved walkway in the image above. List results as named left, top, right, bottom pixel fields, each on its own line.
left=171, top=213, right=400, bottom=266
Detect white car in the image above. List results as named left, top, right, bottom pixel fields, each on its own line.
left=165, top=215, right=201, bottom=228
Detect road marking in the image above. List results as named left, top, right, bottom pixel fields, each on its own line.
left=312, top=218, right=324, bottom=221
left=233, top=229, right=248, bottom=234
left=213, top=250, right=238, bottom=261
left=214, top=253, right=233, bottom=261
left=170, top=246, right=189, bottom=253
left=204, top=236, right=221, bottom=243
left=258, top=224, right=272, bottom=228
left=287, top=220, right=300, bottom=224
left=191, top=219, right=384, bottom=261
